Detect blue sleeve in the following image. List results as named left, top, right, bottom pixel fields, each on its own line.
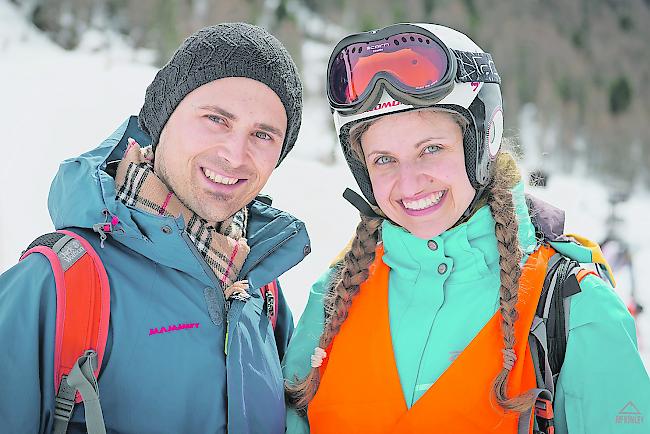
left=554, top=274, right=650, bottom=434
left=0, top=254, right=58, bottom=434
left=274, top=279, right=294, bottom=361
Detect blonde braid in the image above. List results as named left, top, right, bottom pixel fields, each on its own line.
left=285, top=215, right=383, bottom=413
left=489, top=153, right=539, bottom=412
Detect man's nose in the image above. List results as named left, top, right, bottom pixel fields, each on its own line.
left=217, top=131, right=248, bottom=168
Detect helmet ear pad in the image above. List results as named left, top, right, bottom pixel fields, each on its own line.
left=340, top=122, right=379, bottom=206
left=468, top=82, right=504, bottom=187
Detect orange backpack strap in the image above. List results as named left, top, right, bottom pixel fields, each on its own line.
left=576, top=268, right=598, bottom=282
left=260, top=279, right=279, bottom=330
left=21, top=230, right=110, bottom=433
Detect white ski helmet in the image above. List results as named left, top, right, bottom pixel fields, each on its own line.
left=327, top=23, right=504, bottom=206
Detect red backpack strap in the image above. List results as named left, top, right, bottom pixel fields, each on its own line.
left=21, top=230, right=110, bottom=431
left=260, top=280, right=279, bottom=330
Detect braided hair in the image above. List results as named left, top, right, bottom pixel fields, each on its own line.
left=286, top=108, right=536, bottom=415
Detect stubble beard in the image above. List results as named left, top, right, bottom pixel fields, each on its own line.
left=155, top=159, right=236, bottom=224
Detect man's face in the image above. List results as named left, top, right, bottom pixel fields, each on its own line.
left=154, top=77, right=287, bottom=223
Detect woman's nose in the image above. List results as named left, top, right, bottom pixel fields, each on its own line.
left=397, top=163, right=429, bottom=197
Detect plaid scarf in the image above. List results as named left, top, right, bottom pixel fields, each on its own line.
left=115, top=140, right=250, bottom=290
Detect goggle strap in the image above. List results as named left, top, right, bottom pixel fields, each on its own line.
left=454, top=50, right=501, bottom=84
left=343, top=188, right=382, bottom=219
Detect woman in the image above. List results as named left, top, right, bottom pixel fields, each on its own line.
left=283, top=23, right=649, bottom=433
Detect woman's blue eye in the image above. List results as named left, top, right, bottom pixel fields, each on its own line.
left=375, top=155, right=394, bottom=165
left=423, top=145, right=441, bottom=154
left=255, top=131, right=272, bottom=140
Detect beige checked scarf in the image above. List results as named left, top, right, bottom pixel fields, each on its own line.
left=115, top=139, right=250, bottom=294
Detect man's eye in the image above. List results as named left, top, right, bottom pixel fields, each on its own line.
left=207, top=115, right=226, bottom=125
left=375, top=155, right=394, bottom=165
left=255, top=131, right=272, bottom=140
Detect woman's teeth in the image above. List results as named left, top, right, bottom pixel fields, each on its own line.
left=203, top=168, right=238, bottom=185
left=402, top=191, right=445, bottom=210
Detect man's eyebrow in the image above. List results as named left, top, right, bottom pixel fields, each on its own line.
left=255, top=123, right=284, bottom=138
left=198, top=105, right=283, bottom=136
left=198, top=105, right=237, bottom=121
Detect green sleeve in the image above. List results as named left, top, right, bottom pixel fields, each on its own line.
left=554, top=274, right=650, bottom=434
left=282, top=268, right=332, bottom=434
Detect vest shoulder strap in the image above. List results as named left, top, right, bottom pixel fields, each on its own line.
left=21, top=230, right=110, bottom=434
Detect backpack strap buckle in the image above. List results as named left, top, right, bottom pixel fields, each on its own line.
left=534, top=397, right=555, bottom=434
left=53, top=376, right=77, bottom=433
left=53, top=350, right=108, bottom=434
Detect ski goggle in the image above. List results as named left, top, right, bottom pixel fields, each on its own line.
left=327, top=23, right=501, bottom=114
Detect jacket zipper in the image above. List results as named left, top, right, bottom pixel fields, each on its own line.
left=182, top=225, right=301, bottom=355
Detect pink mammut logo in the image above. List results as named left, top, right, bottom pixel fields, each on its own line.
left=149, top=323, right=200, bottom=336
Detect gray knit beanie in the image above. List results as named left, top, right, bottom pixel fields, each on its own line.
left=138, top=22, right=302, bottom=165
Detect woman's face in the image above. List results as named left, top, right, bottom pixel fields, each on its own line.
left=360, top=110, right=476, bottom=239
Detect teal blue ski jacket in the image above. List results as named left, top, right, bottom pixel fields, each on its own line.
left=0, top=117, right=310, bottom=434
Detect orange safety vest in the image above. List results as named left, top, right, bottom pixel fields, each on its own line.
left=308, top=244, right=556, bottom=434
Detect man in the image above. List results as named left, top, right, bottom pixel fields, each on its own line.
left=0, top=22, right=309, bottom=433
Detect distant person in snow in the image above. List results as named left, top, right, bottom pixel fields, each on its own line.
left=282, top=23, right=649, bottom=433
left=0, top=23, right=308, bottom=433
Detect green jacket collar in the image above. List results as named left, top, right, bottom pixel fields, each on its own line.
left=381, top=183, right=537, bottom=285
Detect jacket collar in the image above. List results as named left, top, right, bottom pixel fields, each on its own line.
left=48, top=116, right=310, bottom=286
left=381, top=183, right=537, bottom=285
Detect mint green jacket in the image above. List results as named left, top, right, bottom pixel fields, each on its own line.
left=282, top=184, right=650, bottom=433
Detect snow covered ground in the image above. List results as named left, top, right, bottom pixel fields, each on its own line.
left=1, top=1, right=648, bottom=370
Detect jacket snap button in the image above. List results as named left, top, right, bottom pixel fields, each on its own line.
left=161, top=225, right=173, bottom=234
left=437, top=263, right=448, bottom=274
left=427, top=240, right=438, bottom=251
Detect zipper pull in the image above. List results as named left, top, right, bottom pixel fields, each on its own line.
left=265, top=288, right=275, bottom=321
left=224, top=298, right=231, bottom=356
left=224, top=318, right=229, bottom=356
left=92, top=211, right=120, bottom=248
left=91, top=223, right=109, bottom=248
